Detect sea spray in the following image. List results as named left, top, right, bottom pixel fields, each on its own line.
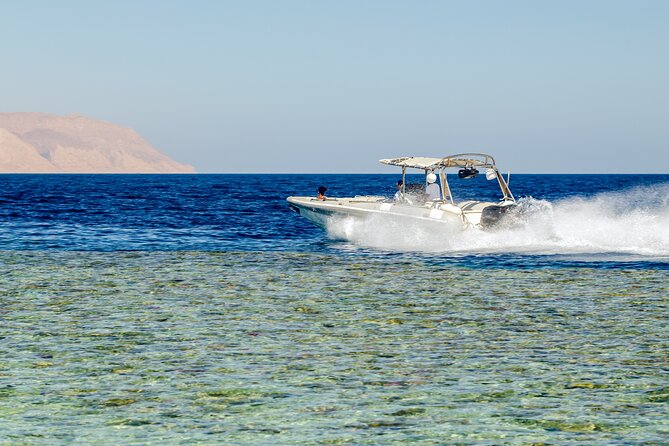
left=325, top=183, right=669, bottom=257
left=326, top=214, right=465, bottom=252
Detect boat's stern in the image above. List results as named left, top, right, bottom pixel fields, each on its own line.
left=451, top=200, right=517, bottom=228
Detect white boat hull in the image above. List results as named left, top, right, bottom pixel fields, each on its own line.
left=287, top=196, right=514, bottom=230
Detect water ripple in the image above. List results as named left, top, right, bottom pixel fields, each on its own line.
left=1, top=251, right=667, bottom=444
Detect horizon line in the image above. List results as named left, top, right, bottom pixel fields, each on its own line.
left=1, top=171, right=668, bottom=175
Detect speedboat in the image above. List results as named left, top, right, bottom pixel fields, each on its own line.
left=287, top=153, right=517, bottom=230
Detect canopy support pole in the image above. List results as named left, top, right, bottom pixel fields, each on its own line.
left=440, top=170, right=452, bottom=202
left=495, top=170, right=515, bottom=202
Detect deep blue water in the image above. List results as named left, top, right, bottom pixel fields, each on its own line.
left=1, top=174, right=668, bottom=268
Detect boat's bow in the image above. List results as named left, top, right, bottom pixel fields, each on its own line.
left=287, top=196, right=387, bottom=227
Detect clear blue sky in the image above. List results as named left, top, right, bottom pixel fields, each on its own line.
left=1, top=0, right=667, bottom=173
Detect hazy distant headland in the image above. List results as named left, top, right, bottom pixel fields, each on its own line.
left=0, top=112, right=194, bottom=173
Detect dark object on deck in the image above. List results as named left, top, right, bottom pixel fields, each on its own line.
left=458, top=167, right=479, bottom=179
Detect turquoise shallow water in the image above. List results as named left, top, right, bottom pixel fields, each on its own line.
left=1, top=251, right=667, bottom=445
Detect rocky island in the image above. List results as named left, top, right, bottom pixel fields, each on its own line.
left=0, top=112, right=194, bottom=173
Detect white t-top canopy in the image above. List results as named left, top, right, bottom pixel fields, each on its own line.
left=379, top=156, right=442, bottom=169
left=379, top=153, right=497, bottom=170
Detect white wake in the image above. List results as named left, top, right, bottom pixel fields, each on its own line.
left=325, top=183, right=669, bottom=257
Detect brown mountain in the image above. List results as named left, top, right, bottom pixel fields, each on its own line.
left=0, top=112, right=195, bottom=173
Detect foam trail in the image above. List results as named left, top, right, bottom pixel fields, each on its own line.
left=325, top=183, right=669, bottom=257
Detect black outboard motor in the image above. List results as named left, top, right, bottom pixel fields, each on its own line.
left=458, top=167, right=479, bottom=179
left=480, top=205, right=516, bottom=228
